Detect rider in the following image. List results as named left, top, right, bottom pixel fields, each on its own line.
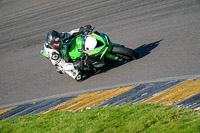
left=41, top=25, right=92, bottom=78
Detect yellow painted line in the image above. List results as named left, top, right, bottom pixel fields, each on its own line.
left=143, top=79, right=200, bottom=104
left=42, top=85, right=135, bottom=114
left=0, top=107, right=15, bottom=115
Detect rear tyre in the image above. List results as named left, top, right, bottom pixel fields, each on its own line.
left=110, top=46, right=139, bottom=60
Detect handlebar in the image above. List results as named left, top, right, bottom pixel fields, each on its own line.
left=79, top=25, right=95, bottom=35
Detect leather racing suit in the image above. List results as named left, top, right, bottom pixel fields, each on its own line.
left=41, top=28, right=81, bottom=79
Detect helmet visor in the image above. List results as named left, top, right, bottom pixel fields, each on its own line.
left=51, top=43, right=60, bottom=47
left=50, top=39, right=61, bottom=49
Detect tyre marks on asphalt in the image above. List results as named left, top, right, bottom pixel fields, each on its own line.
left=0, top=78, right=200, bottom=120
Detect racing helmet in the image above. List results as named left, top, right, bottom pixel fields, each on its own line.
left=46, top=30, right=62, bottom=50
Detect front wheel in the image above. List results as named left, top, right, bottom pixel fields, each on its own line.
left=110, top=46, right=139, bottom=61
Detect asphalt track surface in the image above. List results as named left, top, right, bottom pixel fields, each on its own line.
left=0, top=0, right=200, bottom=107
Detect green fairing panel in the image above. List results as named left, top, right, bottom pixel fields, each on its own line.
left=67, top=33, right=120, bottom=60
left=92, top=33, right=113, bottom=52
left=90, top=33, right=106, bottom=45
left=85, top=33, right=108, bottom=59
left=68, top=37, right=83, bottom=59
left=91, top=33, right=118, bottom=60
left=86, top=45, right=105, bottom=55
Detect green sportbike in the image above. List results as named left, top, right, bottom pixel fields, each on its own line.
left=41, top=27, right=139, bottom=81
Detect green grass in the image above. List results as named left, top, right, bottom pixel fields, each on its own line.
left=0, top=103, right=200, bottom=133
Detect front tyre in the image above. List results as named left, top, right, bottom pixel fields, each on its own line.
left=110, top=46, right=139, bottom=60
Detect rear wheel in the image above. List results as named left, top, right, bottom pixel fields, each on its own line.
left=110, top=46, right=139, bottom=61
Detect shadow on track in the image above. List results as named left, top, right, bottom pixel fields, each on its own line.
left=135, top=40, right=162, bottom=59
left=82, top=40, right=162, bottom=81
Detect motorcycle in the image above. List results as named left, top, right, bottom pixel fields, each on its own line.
left=41, top=26, right=139, bottom=81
